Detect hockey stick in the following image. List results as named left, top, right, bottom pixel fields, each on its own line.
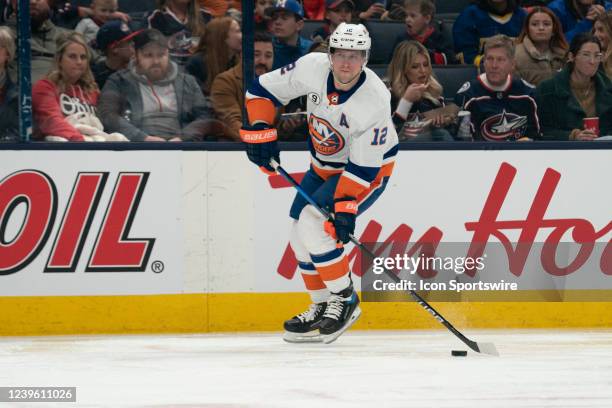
left=270, top=160, right=499, bottom=356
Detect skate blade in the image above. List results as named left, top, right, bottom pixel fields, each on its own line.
left=283, top=331, right=323, bottom=343
left=321, top=306, right=362, bottom=344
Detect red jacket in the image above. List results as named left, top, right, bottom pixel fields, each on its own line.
left=32, top=79, right=100, bottom=141
left=303, top=0, right=325, bottom=19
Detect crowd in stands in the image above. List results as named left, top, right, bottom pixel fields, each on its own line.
left=0, top=0, right=611, bottom=143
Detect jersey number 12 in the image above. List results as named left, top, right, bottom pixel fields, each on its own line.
left=371, top=127, right=387, bottom=145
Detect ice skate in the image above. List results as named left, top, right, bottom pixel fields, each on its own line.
left=319, top=284, right=361, bottom=344
left=282, top=302, right=326, bottom=343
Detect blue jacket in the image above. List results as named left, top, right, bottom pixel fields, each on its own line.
left=272, top=36, right=313, bottom=70
left=548, top=0, right=612, bottom=43
left=453, top=4, right=527, bottom=65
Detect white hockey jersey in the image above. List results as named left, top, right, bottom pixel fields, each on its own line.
left=246, top=53, right=398, bottom=201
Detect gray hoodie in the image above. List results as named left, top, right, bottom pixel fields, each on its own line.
left=98, top=60, right=213, bottom=141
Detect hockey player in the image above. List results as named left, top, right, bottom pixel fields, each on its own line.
left=240, top=23, right=398, bottom=343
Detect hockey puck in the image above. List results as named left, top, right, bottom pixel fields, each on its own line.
left=451, top=350, right=467, bottom=356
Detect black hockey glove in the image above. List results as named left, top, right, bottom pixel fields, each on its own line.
left=239, top=123, right=280, bottom=175
left=332, top=197, right=358, bottom=244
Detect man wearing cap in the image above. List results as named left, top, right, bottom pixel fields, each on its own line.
left=30, top=0, right=69, bottom=82
left=269, top=0, right=313, bottom=69
left=92, top=20, right=137, bottom=89
left=98, top=28, right=218, bottom=141
left=312, top=0, right=355, bottom=44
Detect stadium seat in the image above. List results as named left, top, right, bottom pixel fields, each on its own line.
left=119, top=0, right=157, bottom=14
left=435, top=0, right=471, bottom=14
left=363, top=20, right=406, bottom=64
left=367, top=64, right=388, bottom=79
left=128, top=12, right=149, bottom=31
left=432, top=65, right=478, bottom=100
left=301, top=20, right=325, bottom=41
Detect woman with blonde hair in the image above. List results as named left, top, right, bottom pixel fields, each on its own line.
left=515, top=7, right=569, bottom=85
left=593, top=10, right=612, bottom=76
left=32, top=31, right=127, bottom=142
left=0, top=26, right=18, bottom=141
left=187, top=16, right=242, bottom=95
left=387, top=40, right=456, bottom=141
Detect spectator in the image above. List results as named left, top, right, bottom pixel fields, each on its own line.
left=535, top=33, right=612, bottom=139
left=0, top=0, right=16, bottom=30
left=91, top=20, right=137, bottom=89
left=391, top=0, right=457, bottom=65
left=49, top=0, right=129, bottom=30
left=304, top=0, right=326, bottom=19
left=355, top=0, right=386, bottom=20
left=380, top=1, right=409, bottom=21
left=210, top=31, right=274, bottom=140
left=32, top=32, right=127, bottom=142
left=148, top=0, right=211, bottom=64
left=0, top=26, right=17, bottom=142
left=199, top=0, right=228, bottom=17
left=187, top=16, right=242, bottom=95
left=30, top=0, right=69, bottom=82
left=515, top=6, right=569, bottom=86
left=255, top=0, right=274, bottom=31
left=548, top=0, right=611, bottom=43
left=455, top=34, right=540, bottom=141
left=98, top=29, right=222, bottom=142
left=387, top=41, right=456, bottom=141
left=311, top=0, right=355, bottom=44
left=269, top=0, right=313, bottom=69
left=453, top=0, right=527, bottom=65
left=594, top=10, right=612, bottom=76
left=75, top=0, right=118, bottom=45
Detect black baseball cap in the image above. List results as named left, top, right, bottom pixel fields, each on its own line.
left=133, top=29, right=168, bottom=50
left=96, top=20, right=138, bottom=51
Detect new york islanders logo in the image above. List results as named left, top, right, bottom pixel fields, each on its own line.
left=480, top=110, right=527, bottom=141
left=308, top=114, right=346, bottom=156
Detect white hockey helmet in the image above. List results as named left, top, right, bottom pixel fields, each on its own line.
left=328, top=23, right=371, bottom=74
left=329, top=22, right=371, bottom=52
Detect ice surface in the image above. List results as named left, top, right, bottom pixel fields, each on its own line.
left=1, top=330, right=611, bottom=407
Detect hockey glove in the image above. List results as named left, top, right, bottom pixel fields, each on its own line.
left=332, top=197, right=358, bottom=244
left=239, top=123, right=280, bottom=175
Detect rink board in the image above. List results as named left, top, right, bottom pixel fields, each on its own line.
left=0, top=149, right=610, bottom=335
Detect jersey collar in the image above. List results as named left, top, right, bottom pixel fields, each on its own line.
left=326, top=71, right=367, bottom=105
left=478, top=73, right=512, bottom=93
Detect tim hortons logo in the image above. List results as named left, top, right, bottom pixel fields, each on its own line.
left=0, top=170, right=155, bottom=275
left=274, top=162, right=611, bottom=279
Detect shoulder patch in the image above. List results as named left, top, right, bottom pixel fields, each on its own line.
left=457, top=81, right=471, bottom=94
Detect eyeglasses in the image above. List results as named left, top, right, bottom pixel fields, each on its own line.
left=576, top=52, right=604, bottom=62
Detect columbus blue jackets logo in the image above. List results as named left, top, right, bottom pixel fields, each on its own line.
left=480, top=110, right=527, bottom=141
left=308, top=114, right=346, bottom=155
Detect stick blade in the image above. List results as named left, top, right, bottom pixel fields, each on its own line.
left=475, top=342, right=499, bottom=356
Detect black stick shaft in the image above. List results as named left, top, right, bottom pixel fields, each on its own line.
left=274, top=163, right=483, bottom=353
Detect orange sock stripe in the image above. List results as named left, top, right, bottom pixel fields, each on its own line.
left=316, top=256, right=350, bottom=282
left=301, top=273, right=327, bottom=290
left=246, top=98, right=276, bottom=125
